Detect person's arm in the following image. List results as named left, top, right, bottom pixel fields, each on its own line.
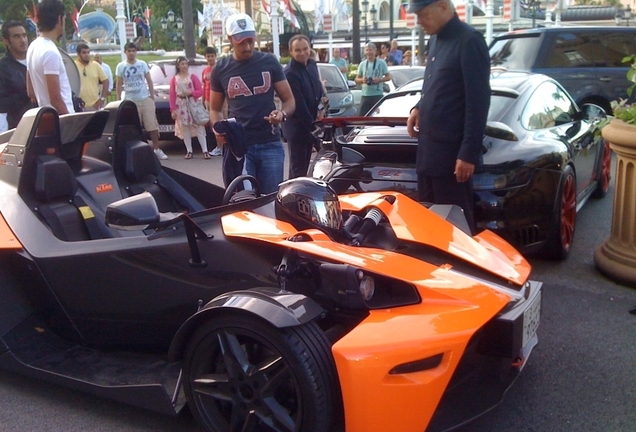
left=285, top=73, right=312, bottom=125
left=169, top=76, right=177, bottom=112
left=45, top=74, right=69, bottom=115
left=190, top=74, right=204, bottom=99
left=210, top=90, right=226, bottom=146
left=116, top=76, right=123, bottom=100
left=145, top=72, right=154, bottom=99
left=456, top=34, right=491, bottom=182
left=339, top=60, right=348, bottom=74
left=266, top=79, right=295, bottom=124
left=97, top=65, right=109, bottom=107
left=355, top=61, right=366, bottom=85
left=26, top=72, right=35, bottom=101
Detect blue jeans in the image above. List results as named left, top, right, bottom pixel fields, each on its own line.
left=246, top=141, right=285, bottom=194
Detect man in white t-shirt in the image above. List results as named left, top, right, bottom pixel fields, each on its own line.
left=116, top=42, right=166, bottom=159
left=26, top=0, right=74, bottom=115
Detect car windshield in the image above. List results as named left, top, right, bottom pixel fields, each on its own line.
left=390, top=68, right=425, bottom=88
left=490, top=35, right=541, bottom=70
left=369, top=91, right=516, bottom=120
left=319, top=65, right=348, bottom=92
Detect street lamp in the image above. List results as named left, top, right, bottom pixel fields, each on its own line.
left=161, top=11, right=183, bottom=48
left=615, top=6, right=633, bottom=26
left=362, top=0, right=369, bottom=42
left=370, top=5, right=378, bottom=30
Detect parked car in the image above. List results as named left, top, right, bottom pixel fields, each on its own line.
left=489, top=26, right=636, bottom=113
left=0, top=101, right=542, bottom=432
left=351, top=65, right=426, bottom=114
left=317, top=62, right=357, bottom=117
left=309, top=71, right=611, bottom=259
left=148, top=58, right=209, bottom=139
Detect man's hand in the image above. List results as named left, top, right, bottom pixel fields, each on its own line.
left=407, top=107, right=420, bottom=138
left=264, top=110, right=285, bottom=125
left=454, top=159, right=475, bottom=183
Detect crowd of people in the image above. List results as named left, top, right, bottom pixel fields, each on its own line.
left=0, top=0, right=485, bottom=232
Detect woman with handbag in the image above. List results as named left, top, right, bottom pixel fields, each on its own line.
left=169, top=57, right=210, bottom=159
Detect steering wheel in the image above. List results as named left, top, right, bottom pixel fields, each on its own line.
left=222, top=175, right=261, bottom=205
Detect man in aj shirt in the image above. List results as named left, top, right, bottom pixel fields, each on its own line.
left=355, top=42, right=390, bottom=116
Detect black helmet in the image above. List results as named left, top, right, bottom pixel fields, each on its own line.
left=275, top=177, right=342, bottom=233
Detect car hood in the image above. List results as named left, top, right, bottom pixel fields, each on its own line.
left=222, top=192, right=531, bottom=287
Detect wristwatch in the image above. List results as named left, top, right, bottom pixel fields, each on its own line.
left=281, top=110, right=288, bottom=122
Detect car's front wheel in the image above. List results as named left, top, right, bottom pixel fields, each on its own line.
left=545, top=165, right=576, bottom=260
left=183, top=313, right=341, bottom=432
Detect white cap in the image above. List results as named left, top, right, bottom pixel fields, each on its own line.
left=226, top=13, right=256, bottom=43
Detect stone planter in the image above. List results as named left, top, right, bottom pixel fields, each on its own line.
left=594, top=119, right=636, bottom=287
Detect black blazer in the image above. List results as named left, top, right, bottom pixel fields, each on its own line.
left=416, top=15, right=490, bottom=176
left=284, top=58, right=323, bottom=126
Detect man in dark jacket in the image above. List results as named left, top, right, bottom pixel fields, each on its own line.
left=0, top=21, right=36, bottom=132
left=406, top=0, right=490, bottom=234
left=282, top=34, right=324, bottom=178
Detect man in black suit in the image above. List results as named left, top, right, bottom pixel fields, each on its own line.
left=406, top=0, right=490, bottom=234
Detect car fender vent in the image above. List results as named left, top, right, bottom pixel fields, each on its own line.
left=389, top=353, right=444, bottom=374
left=512, top=225, right=540, bottom=247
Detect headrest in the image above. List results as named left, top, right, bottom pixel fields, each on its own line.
left=124, top=141, right=161, bottom=182
left=35, top=155, right=77, bottom=202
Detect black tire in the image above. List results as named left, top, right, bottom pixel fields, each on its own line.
left=544, top=165, right=576, bottom=260
left=183, top=313, right=341, bottom=432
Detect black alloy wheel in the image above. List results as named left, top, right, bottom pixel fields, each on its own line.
left=183, top=313, right=341, bottom=432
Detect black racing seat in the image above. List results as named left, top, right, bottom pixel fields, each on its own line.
left=34, top=155, right=93, bottom=242
left=120, top=140, right=186, bottom=213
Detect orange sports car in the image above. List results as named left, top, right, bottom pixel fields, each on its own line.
left=0, top=103, right=541, bottom=432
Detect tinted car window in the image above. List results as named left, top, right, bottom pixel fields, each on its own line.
left=546, top=32, right=600, bottom=68
left=522, top=81, right=575, bottom=130
left=490, top=35, right=542, bottom=69
left=602, top=31, right=636, bottom=67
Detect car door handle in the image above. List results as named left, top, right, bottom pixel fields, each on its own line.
left=599, top=76, right=612, bottom=82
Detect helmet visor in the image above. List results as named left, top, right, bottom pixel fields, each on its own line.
left=300, top=197, right=342, bottom=230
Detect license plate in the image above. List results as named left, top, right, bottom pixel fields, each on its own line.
left=158, top=124, right=174, bottom=132
left=522, top=291, right=541, bottom=347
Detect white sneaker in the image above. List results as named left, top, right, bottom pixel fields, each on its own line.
left=154, top=148, right=168, bottom=160
left=211, top=147, right=223, bottom=156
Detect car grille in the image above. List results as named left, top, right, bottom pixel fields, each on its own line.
left=511, top=225, right=540, bottom=247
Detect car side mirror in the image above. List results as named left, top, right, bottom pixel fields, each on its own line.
left=348, top=80, right=356, bottom=89
left=104, top=192, right=183, bottom=231
left=581, top=103, right=606, bottom=122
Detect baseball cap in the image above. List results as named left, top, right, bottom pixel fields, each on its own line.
left=408, top=0, right=440, bottom=13
left=226, top=13, right=256, bottom=43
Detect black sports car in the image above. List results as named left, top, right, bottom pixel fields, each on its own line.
left=0, top=101, right=542, bottom=432
left=309, top=71, right=611, bottom=259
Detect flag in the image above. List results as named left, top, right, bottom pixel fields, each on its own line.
left=333, top=0, right=351, bottom=31
left=71, top=7, right=80, bottom=35
left=262, top=0, right=271, bottom=15
left=281, top=0, right=300, bottom=28
left=314, top=0, right=325, bottom=33
left=198, top=10, right=206, bottom=37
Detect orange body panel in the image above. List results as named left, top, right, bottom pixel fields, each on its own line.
left=222, top=192, right=531, bottom=431
left=0, top=213, right=22, bottom=250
